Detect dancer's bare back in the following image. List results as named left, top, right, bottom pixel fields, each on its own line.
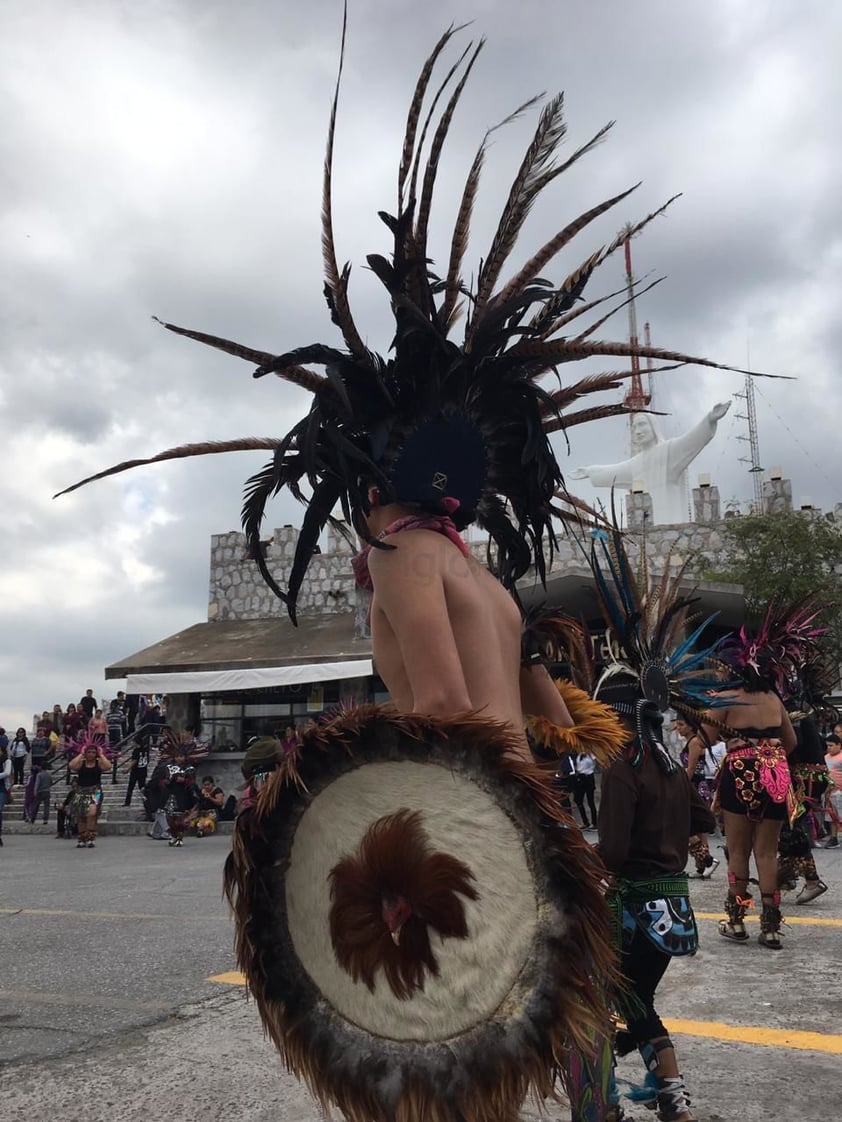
left=368, top=526, right=570, bottom=751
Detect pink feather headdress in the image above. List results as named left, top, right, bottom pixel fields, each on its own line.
left=718, top=598, right=827, bottom=696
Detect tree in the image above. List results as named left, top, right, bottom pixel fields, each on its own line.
left=705, top=510, right=842, bottom=676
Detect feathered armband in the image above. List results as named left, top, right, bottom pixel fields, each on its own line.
left=528, top=680, right=625, bottom=767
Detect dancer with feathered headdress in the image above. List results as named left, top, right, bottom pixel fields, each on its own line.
left=67, top=735, right=114, bottom=849
left=703, top=600, right=826, bottom=948
left=520, top=522, right=724, bottom=1121
left=563, top=522, right=726, bottom=1122
left=57, top=14, right=782, bottom=1122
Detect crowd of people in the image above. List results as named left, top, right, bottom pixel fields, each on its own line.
left=1, top=692, right=840, bottom=863
left=0, top=690, right=237, bottom=848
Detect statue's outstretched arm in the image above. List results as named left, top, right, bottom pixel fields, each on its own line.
left=668, top=400, right=731, bottom=478
left=570, top=459, right=634, bottom=488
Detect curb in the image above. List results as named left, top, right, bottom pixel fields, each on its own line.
left=2, top=821, right=236, bottom=837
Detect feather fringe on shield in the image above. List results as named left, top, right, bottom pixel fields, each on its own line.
left=224, top=706, right=619, bottom=1122
left=528, top=680, right=625, bottom=767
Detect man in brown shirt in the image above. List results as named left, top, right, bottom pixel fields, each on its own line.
left=597, top=677, right=713, bottom=1122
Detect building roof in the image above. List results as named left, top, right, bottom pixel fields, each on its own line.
left=106, top=570, right=744, bottom=687
left=523, top=567, right=746, bottom=628
left=105, top=613, right=370, bottom=679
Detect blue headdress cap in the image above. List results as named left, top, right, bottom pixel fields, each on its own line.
left=383, top=412, right=487, bottom=528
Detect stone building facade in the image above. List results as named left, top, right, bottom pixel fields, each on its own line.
left=107, top=472, right=839, bottom=753
left=208, top=523, right=358, bottom=621
left=206, top=495, right=744, bottom=627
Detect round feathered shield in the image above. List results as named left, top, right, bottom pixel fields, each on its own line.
left=224, top=707, right=616, bottom=1122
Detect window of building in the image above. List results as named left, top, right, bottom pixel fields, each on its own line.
left=199, top=680, right=370, bottom=751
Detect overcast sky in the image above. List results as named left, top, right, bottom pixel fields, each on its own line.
left=2, top=0, right=840, bottom=735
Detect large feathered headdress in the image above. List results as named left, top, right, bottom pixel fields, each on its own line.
left=157, top=728, right=210, bottom=767
left=585, top=521, right=728, bottom=720
left=717, top=599, right=826, bottom=696
left=57, top=20, right=765, bottom=622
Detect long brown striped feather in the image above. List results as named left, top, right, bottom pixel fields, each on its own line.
left=321, top=7, right=367, bottom=359
left=531, top=247, right=604, bottom=337
left=540, top=280, right=633, bottom=335
left=54, top=438, right=283, bottom=498
left=413, top=42, right=484, bottom=280
left=441, top=94, right=543, bottom=332
left=531, top=197, right=680, bottom=339
left=528, top=120, right=614, bottom=197
left=489, top=183, right=639, bottom=315
left=542, top=402, right=634, bottom=434
left=406, top=41, right=473, bottom=219
left=549, top=490, right=607, bottom=527
left=440, top=140, right=484, bottom=331
left=571, top=276, right=664, bottom=344
left=398, top=25, right=465, bottom=212
left=403, top=41, right=476, bottom=317
left=540, top=366, right=682, bottom=413
left=152, top=318, right=275, bottom=366
left=483, top=123, right=619, bottom=321
left=152, top=318, right=326, bottom=394
left=469, top=94, right=567, bottom=328
left=512, top=337, right=785, bottom=378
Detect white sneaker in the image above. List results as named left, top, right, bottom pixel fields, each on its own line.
left=796, top=881, right=828, bottom=905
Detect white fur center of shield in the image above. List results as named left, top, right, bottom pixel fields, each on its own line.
left=285, top=760, right=538, bottom=1041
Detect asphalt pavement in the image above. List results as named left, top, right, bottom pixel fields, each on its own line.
left=1, top=831, right=839, bottom=1121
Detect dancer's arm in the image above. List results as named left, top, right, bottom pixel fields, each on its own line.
left=519, top=665, right=573, bottom=727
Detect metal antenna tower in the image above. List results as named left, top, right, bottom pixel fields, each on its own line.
left=643, top=321, right=656, bottom=405
left=621, top=234, right=650, bottom=456
left=734, top=352, right=764, bottom=512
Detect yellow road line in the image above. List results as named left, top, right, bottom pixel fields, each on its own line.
left=664, top=1018, right=842, bottom=1054
left=0, top=906, right=228, bottom=922
left=205, top=974, right=842, bottom=1055
left=208, top=971, right=247, bottom=986
left=695, top=911, right=842, bottom=927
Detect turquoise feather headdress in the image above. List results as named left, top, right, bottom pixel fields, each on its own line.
left=586, top=524, right=732, bottom=718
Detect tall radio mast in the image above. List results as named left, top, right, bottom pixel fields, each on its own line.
left=621, top=235, right=650, bottom=456
left=735, top=355, right=764, bottom=512
left=643, top=321, right=656, bottom=404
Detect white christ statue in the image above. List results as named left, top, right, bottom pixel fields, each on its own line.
left=570, top=400, right=731, bottom=524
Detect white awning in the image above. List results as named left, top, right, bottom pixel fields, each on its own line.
left=126, top=659, right=374, bottom=695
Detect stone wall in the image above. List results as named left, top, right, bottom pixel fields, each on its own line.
left=541, top=522, right=733, bottom=579
left=207, top=521, right=736, bottom=623
left=208, top=524, right=356, bottom=621
left=206, top=477, right=841, bottom=624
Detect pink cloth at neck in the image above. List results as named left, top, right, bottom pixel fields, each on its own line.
left=352, top=510, right=470, bottom=591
